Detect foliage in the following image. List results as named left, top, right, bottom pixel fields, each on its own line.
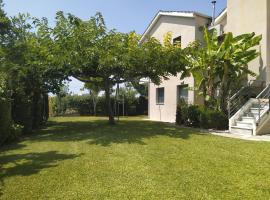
left=199, top=108, right=228, bottom=130
left=83, top=82, right=103, bottom=116
left=49, top=92, right=147, bottom=117
left=185, top=28, right=262, bottom=111
left=51, top=12, right=186, bottom=124
left=176, top=102, right=228, bottom=130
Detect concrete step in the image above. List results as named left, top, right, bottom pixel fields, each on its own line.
left=231, top=126, right=253, bottom=135
left=241, top=116, right=256, bottom=123
left=236, top=121, right=253, bottom=129
left=250, top=108, right=262, bottom=114
left=244, top=112, right=258, bottom=118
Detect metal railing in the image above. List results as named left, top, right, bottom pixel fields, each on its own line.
left=256, top=84, right=270, bottom=125
left=227, top=80, right=266, bottom=120
left=228, top=86, right=250, bottom=120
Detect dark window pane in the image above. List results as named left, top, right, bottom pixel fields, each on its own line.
left=177, top=85, right=188, bottom=102
left=156, top=87, right=164, bottom=104
left=173, top=36, right=181, bottom=46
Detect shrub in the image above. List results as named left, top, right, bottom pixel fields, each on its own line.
left=7, top=124, right=23, bottom=142
left=176, top=104, right=228, bottom=130
left=0, top=72, right=12, bottom=145
left=49, top=94, right=148, bottom=117
left=0, top=99, right=12, bottom=145
left=206, top=109, right=228, bottom=130
left=176, top=99, right=188, bottom=125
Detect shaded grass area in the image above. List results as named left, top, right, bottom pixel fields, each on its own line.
left=1, top=116, right=270, bottom=199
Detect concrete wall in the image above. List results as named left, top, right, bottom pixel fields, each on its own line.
left=227, top=0, right=270, bottom=84
left=148, top=15, right=209, bottom=122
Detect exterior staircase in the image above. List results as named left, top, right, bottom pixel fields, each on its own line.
left=229, top=84, right=270, bottom=136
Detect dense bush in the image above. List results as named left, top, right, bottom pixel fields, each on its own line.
left=0, top=98, right=12, bottom=145
left=176, top=102, right=228, bottom=130
left=49, top=94, right=148, bottom=117
left=0, top=73, right=23, bottom=145
left=200, top=108, right=228, bottom=130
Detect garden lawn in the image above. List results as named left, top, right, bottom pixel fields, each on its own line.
left=1, top=116, right=270, bottom=199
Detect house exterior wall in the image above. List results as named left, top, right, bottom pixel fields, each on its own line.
left=148, top=15, right=209, bottom=122
left=227, top=0, right=270, bottom=84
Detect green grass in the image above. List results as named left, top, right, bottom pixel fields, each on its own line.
left=1, top=116, right=270, bottom=199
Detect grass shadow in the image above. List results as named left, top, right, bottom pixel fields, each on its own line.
left=0, top=151, right=82, bottom=196
left=26, top=118, right=203, bottom=146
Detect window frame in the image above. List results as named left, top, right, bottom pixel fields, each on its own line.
left=177, top=84, right=189, bottom=103
left=156, top=87, right=165, bottom=105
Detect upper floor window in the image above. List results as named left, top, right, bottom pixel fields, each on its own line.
left=173, top=36, right=181, bottom=47
left=156, top=87, right=164, bottom=105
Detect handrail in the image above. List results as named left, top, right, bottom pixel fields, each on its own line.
left=256, top=84, right=270, bottom=125
left=228, top=82, right=268, bottom=121
left=230, top=86, right=245, bottom=101
left=256, top=84, right=270, bottom=99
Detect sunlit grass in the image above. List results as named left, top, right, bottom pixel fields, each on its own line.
left=1, top=116, right=270, bottom=199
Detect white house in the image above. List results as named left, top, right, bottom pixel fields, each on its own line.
left=143, top=0, right=270, bottom=135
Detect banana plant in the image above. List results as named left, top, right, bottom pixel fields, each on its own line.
left=185, top=27, right=262, bottom=112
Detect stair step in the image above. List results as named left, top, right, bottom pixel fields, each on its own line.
left=242, top=116, right=256, bottom=122
left=231, top=126, right=253, bottom=135
left=250, top=108, right=264, bottom=114
left=236, top=121, right=253, bottom=128
left=243, top=113, right=258, bottom=119
left=252, top=104, right=266, bottom=109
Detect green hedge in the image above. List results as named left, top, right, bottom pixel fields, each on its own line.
left=176, top=101, right=228, bottom=130
left=49, top=94, right=148, bottom=117
left=0, top=73, right=23, bottom=145
left=0, top=99, right=12, bottom=145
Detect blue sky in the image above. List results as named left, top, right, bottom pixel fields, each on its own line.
left=3, top=0, right=227, bottom=94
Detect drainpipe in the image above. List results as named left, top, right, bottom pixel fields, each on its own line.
left=211, top=1, right=217, bottom=26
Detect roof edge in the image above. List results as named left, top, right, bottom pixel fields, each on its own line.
left=214, top=8, right=227, bottom=25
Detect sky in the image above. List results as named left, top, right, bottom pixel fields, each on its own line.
left=3, top=0, right=227, bottom=94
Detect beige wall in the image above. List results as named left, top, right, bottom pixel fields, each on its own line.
left=147, top=15, right=209, bottom=122
left=148, top=15, right=196, bottom=47
left=227, top=0, right=270, bottom=84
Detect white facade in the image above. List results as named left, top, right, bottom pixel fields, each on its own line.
left=145, top=0, right=270, bottom=123
left=142, top=12, right=210, bottom=122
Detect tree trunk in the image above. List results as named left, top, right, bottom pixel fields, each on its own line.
left=104, top=79, right=115, bottom=125
left=32, top=90, right=42, bottom=129
left=93, top=98, right=97, bottom=116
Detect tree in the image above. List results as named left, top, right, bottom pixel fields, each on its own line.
left=83, top=82, right=103, bottom=116
left=185, top=28, right=262, bottom=112
left=2, top=13, right=67, bottom=131
left=52, top=12, right=187, bottom=124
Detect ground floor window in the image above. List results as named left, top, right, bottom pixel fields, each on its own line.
left=177, top=85, right=188, bottom=103
left=156, top=87, right=164, bottom=104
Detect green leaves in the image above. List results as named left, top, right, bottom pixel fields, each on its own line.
left=185, top=27, right=262, bottom=110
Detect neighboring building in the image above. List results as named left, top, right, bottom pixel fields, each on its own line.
left=144, top=0, right=270, bottom=131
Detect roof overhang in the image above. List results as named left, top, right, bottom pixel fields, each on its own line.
left=214, top=8, right=227, bottom=25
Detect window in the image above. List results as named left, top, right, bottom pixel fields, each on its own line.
left=156, top=87, right=164, bottom=104
left=177, top=85, right=188, bottom=103
left=173, top=36, right=181, bottom=47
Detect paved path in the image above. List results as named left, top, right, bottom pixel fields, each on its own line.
left=210, top=131, right=270, bottom=142
left=145, top=119, right=270, bottom=142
